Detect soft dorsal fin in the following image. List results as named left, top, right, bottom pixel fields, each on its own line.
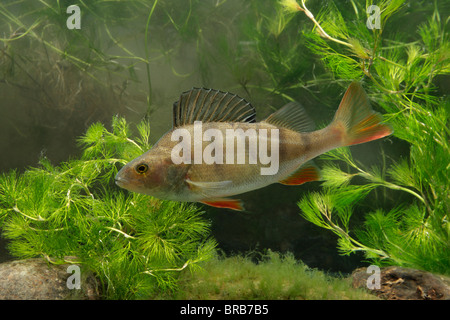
left=173, top=88, right=256, bottom=127
left=263, top=102, right=314, bottom=132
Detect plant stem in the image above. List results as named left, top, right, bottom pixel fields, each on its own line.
left=356, top=169, right=426, bottom=205
left=143, top=260, right=191, bottom=276
left=106, top=227, right=136, bottom=239
left=298, top=0, right=353, bottom=49
left=144, top=0, right=158, bottom=111
left=12, top=205, right=46, bottom=221
left=104, top=23, right=147, bottom=64
left=321, top=205, right=389, bottom=258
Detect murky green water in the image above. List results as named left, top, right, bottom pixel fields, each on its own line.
left=0, top=0, right=448, bottom=278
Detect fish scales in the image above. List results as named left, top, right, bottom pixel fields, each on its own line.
left=115, top=83, right=392, bottom=210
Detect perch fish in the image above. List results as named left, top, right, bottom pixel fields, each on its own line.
left=115, top=82, right=392, bottom=210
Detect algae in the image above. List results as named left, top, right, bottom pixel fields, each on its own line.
left=166, top=251, right=378, bottom=300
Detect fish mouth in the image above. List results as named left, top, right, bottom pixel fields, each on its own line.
left=114, top=174, right=129, bottom=188
left=114, top=174, right=145, bottom=194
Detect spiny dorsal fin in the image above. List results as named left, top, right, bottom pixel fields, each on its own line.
left=173, top=88, right=256, bottom=127
left=263, top=102, right=314, bottom=132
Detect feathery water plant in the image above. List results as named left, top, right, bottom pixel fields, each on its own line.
left=0, top=0, right=448, bottom=290
left=282, top=0, right=449, bottom=274
left=0, top=117, right=216, bottom=299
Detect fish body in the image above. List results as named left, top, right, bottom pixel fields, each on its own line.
left=115, top=82, right=392, bottom=210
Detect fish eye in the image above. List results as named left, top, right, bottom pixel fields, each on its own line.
left=135, top=163, right=149, bottom=174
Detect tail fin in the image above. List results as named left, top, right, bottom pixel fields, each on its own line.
left=331, top=82, right=393, bottom=146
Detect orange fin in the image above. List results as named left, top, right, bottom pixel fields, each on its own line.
left=200, top=198, right=244, bottom=211
left=279, top=161, right=321, bottom=185
left=332, top=82, right=393, bottom=146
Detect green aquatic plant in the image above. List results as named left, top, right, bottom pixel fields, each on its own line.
left=0, top=117, right=216, bottom=299
left=1, top=0, right=448, bottom=281
left=280, top=0, right=450, bottom=274
left=167, top=251, right=378, bottom=300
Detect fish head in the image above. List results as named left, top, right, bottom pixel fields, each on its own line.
left=115, top=150, right=173, bottom=196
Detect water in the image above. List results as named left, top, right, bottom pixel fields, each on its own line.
left=0, top=0, right=448, bottom=276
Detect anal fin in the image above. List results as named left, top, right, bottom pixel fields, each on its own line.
left=279, top=161, right=321, bottom=185
left=200, top=198, right=244, bottom=211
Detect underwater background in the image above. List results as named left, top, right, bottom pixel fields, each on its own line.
left=0, top=0, right=448, bottom=299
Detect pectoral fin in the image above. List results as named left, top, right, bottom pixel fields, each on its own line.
left=200, top=198, right=244, bottom=211
left=186, top=179, right=232, bottom=193
left=279, top=161, right=321, bottom=185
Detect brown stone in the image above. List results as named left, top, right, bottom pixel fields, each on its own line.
left=0, top=258, right=100, bottom=300
left=352, top=266, right=450, bottom=300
